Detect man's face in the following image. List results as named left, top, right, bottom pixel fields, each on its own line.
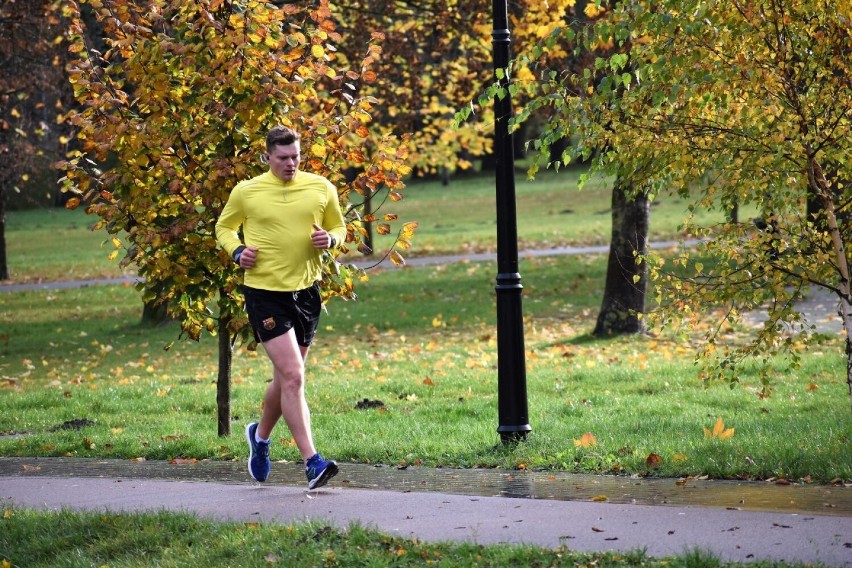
left=266, top=141, right=301, bottom=181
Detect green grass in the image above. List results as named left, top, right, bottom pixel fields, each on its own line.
left=363, top=168, right=744, bottom=257
left=1, top=177, right=846, bottom=567
left=4, top=206, right=130, bottom=283
left=3, top=169, right=742, bottom=283
left=1, top=254, right=848, bottom=481
left=2, top=507, right=810, bottom=568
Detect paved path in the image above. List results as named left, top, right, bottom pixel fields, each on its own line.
left=0, top=241, right=690, bottom=293
left=1, top=240, right=843, bottom=335
left=2, top=458, right=850, bottom=566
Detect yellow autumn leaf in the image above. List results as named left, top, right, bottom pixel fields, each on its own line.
left=399, top=221, right=418, bottom=239
left=311, top=44, right=325, bottom=58
left=704, top=417, right=735, bottom=440
left=311, top=142, right=327, bottom=158
left=389, top=250, right=405, bottom=266
left=573, top=432, right=597, bottom=447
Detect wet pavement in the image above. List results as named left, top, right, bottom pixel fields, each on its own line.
left=2, top=457, right=850, bottom=566
left=1, top=457, right=849, bottom=517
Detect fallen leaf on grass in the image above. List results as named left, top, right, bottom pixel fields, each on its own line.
left=169, top=458, right=198, bottom=464
left=646, top=453, right=663, bottom=469
left=573, top=432, right=597, bottom=448
left=704, top=417, right=735, bottom=440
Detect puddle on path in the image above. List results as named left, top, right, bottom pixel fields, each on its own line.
left=2, top=457, right=848, bottom=517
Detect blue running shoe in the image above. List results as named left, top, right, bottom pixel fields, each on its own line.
left=305, top=453, right=338, bottom=490
left=245, top=422, right=270, bottom=482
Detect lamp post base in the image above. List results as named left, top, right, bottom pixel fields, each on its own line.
left=498, top=425, right=531, bottom=444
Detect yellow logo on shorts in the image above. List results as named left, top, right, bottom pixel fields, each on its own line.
left=262, top=317, right=276, bottom=330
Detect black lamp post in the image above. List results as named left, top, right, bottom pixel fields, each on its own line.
left=492, top=0, right=531, bottom=443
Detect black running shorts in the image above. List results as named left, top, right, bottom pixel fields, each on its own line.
left=242, top=283, right=322, bottom=346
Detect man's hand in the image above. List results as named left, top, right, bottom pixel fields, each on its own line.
left=238, top=246, right=258, bottom=269
left=311, top=223, right=334, bottom=249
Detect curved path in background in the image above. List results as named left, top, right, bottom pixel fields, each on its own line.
left=0, top=240, right=691, bottom=293
left=1, top=239, right=843, bottom=334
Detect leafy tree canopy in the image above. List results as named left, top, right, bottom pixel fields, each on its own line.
left=477, top=0, right=852, bottom=404
left=61, top=0, right=415, bottom=344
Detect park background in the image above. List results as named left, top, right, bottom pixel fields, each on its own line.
left=1, top=1, right=851, bottom=565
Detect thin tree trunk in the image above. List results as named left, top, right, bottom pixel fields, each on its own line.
left=593, top=175, right=649, bottom=336
left=139, top=278, right=175, bottom=325
left=363, top=188, right=373, bottom=254
left=217, top=306, right=233, bottom=436
left=140, top=298, right=171, bottom=326
left=728, top=200, right=739, bottom=224
left=0, top=191, right=8, bottom=281
left=809, top=160, right=852, bottom=412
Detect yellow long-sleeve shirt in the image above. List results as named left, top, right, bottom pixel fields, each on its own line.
left=215, top=170, right=346, bottom=291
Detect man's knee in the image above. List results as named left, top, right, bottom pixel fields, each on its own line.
left=277, top=364, right=305, bottom=391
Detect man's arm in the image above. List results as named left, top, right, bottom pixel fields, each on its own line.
left=321, top=182, right=347, bottom=248
left=215, top=188, right=246, bottom=259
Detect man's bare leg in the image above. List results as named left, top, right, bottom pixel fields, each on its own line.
left=256, top=329, right=316, bottom=462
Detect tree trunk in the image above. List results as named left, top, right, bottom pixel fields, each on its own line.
left=140, top=298, right=172, bottom=326
left=0, top=190, right=8, bottom=281
left=593, top=175, right=649, bottom=336
left=809, top=160, right=852, bottom=412
left=217, top=307, right=233, bottom=437
left=363, top=188, right=374, bottom=254
left=727, top=200, right=739, bottom=224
